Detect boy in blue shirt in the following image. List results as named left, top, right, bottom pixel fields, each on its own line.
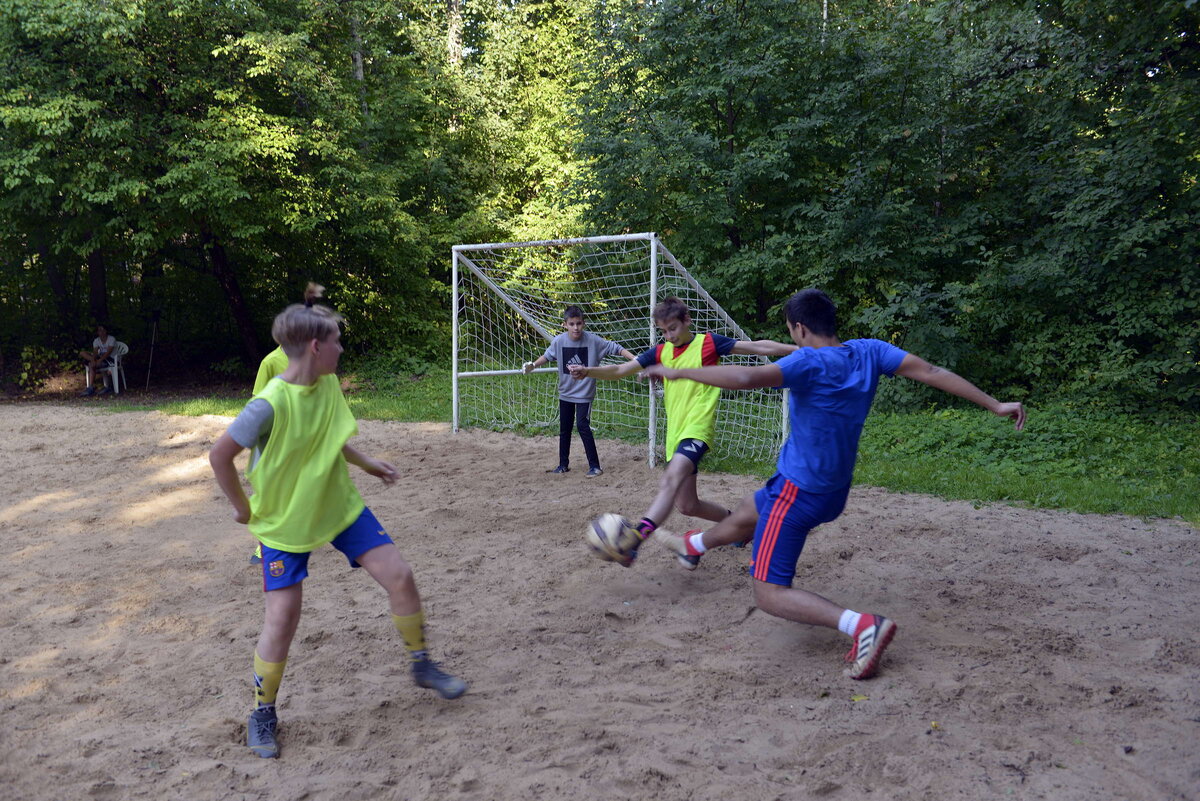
left=642, top=289, right=1025, bottom=680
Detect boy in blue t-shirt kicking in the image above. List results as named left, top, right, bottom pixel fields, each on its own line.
left=641, top=289, right=1026, bottom=680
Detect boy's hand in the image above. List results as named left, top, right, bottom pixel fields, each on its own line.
left=364, top=459, right=399, bottom=486
left=639, top=364, right=675, bottom=382
left=995, top=402, right=1027, bottom=431
left=567, top=364, right=589, bottom=379
left=522, top=361, right=535, bottom=374
left=233, top=505, right=251, bottom=525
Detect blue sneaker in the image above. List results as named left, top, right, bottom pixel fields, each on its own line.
left=247, top=706, right=279, bottom=758
left=412, top=657, right=467, bottom=699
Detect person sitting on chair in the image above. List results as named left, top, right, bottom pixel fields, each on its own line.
left=80, top=324, right=117, bottom=396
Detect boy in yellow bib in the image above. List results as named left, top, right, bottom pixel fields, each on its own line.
left=210, top=302, right=466, bottom=760
left=569, top=297, right=796, bottom=564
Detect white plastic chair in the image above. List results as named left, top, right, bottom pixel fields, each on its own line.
left=85, top=341, right=129, bottom=394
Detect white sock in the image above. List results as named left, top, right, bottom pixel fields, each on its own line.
left=838, top=609, right=862, bottom=637
left=687, top=532, right=708, bottom=554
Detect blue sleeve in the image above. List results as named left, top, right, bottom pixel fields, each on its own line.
left=710, top=332, right=738, bottom=356
left=636, top=346, right=659, bottom=369
left=872, top=339, right=908, bottom=376
left=774, top=349, right=813, bottom=390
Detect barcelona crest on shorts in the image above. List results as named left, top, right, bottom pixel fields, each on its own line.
left=268, top=560, right=285, bottom=578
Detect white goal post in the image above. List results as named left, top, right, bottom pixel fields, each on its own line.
left=451, top=232, right=788, bottom=469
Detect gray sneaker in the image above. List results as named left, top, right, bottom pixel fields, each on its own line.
left=247, top=706, right=279, bottom=758
left=586, top=467, right=603, bottom=478
left=412, top=657, right=467, bottom=699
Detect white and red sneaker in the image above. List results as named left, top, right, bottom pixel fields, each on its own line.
left=844, top=614, right=897, bottom=680
left=656, top=529, right=704, bottom=570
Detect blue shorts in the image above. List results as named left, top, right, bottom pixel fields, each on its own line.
left=669, top=438, right=710, bottom=475
left=260, top=507, right=393, bottom=592
left=749, top=474, right=849, bottom=587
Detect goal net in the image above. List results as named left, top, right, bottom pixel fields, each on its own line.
left=452, top=232, right=787, bottom=470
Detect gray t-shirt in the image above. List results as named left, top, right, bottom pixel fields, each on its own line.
left=228, top=398, right=275, bottom=470
left=541, top=331, right=626, bottom=402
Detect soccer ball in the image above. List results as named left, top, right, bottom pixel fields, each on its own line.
left=585, top=513, right=641, bottom=566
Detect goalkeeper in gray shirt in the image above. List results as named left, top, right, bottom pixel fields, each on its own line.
left=523, top=305, right=637, bottom=477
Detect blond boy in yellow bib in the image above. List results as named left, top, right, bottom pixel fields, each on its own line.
left=210, top=302, right=466, bottom=760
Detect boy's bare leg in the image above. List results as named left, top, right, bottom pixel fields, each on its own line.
left=699, top=492, right=758, bottom=547
left=357, top=543, right=420, bottom=616
left=257, top=584, right=303, bottom=662
left=752, top=579, right=842, bottom=629
left=672, top=472, right=732, bottom=522
left=357, top=542, right=467, bottom=699
left=655, top=492, right=754, bottom=568
left=752, top=578, right=897, bottom=680
left=642, top=456, right=695, bottom=527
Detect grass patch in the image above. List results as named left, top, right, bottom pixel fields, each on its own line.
left=110, top=373, right=1198, bottom=526
left=857, top=404, right=1199, bottom=525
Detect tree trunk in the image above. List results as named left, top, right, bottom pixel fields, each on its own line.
left=350, top=15, right=369, bottom=120
left=40, top=241, right=75, bottom=346
left=202, top=231, right=261, bottom=364
left=447, top=0, right=463, bottom=65
left=86, top=246, right=109, bottom=325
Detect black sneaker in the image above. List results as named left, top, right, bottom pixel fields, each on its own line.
left=247, top=706, right=279, bottom=758
left=80, top=387, right=96, bottom=396
left=546, top=465, right=569, bottom=474
left=98, top=385, right=112, bottom=395
left=412, top=657, right=468, bottom=699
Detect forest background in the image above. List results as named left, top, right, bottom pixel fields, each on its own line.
left=1, top=0, right=1197, bottom=415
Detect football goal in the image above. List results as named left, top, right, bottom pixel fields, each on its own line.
left=451, top=232, right=788, bottom=469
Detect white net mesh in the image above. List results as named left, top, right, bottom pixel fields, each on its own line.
left=452, top=233, right=786, bottom=471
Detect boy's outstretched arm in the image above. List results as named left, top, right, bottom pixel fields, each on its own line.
left=569, top=359, right=643, bottom=381
left=895, top=354, right=1026, bottom=430
left=729, top=339, right=798, bottom=358
left=640, top=362, right=783, bottom=390
left=209, top=432, right=251, bottom=524
left=343, top=442, right=398, bottom=485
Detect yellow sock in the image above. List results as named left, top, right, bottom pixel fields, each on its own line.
left=253, top=651, right=286, bottom=708
left=391, top=611, right=426, bottom=659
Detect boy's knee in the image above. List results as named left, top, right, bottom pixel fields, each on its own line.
left=752, top=582, right=783, bottom=617
left=386, top=561, right=416, bottom=595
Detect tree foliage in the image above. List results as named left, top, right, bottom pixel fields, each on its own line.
left=576, top=0, right=1200, bottom=409
left=1, top=0, right=1196, bottom=412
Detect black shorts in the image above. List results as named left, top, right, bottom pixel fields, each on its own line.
left=670, top=438, right=709, bottom=475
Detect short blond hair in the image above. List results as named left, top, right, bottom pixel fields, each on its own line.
left=272, top=303, right=343, bottom=357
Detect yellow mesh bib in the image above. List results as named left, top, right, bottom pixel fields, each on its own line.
left=247, top=375, right=364, bottom=552
left=661, top=334, right=720, bottom=458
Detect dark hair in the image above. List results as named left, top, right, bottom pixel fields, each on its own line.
left=784, top=289, right=837, bottom=337
left=563, top=305, right=584, bottom=321
left=652, top=296, right=689, bottom=324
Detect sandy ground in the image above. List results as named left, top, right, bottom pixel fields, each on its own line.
left=1, top=403, right=1197, bottom=801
